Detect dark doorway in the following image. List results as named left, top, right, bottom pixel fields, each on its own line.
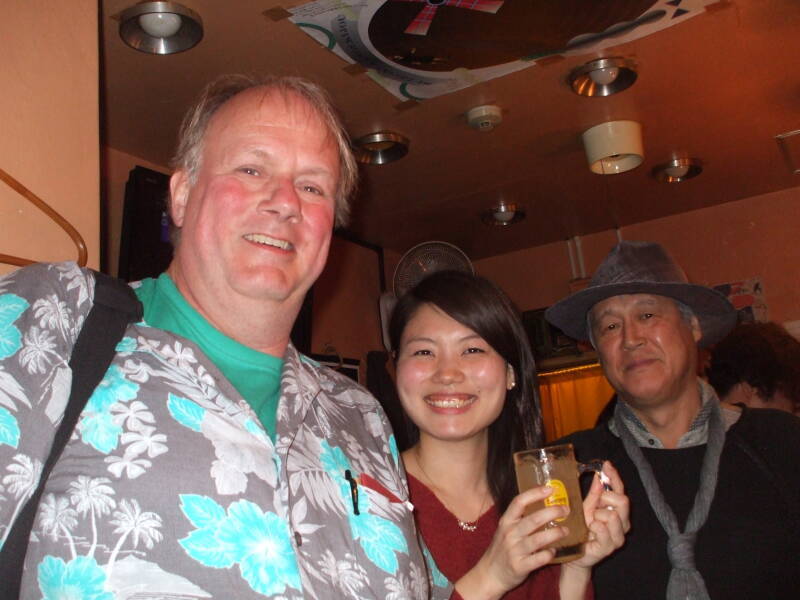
left=118, top=166, right=173, bottom=282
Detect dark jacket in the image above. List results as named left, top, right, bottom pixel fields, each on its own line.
left=560, top=406, right=800, bottom=600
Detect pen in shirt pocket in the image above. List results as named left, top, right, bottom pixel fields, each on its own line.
left=344, top=470, right=414, bottom=514
left=344, top=470, right=360, bottom=515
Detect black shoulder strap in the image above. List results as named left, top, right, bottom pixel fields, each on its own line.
left=0, top=270, right=142, bottom=597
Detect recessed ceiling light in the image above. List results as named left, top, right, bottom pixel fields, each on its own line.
left=652, top=157, right=703, bottom=182
left=119, top=2, right=203, bottom=55
left=568, top=57, right=637, bottom=97
left=481, top=201, right=525, bottom=226
left=353, top=131, right=409, bottom=165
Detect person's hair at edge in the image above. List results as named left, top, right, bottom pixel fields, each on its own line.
left=706, top=321, right=800, bottom=408
left=389, top=270, right=543, bottom=513
left=170, top=73, right=358, bottom=231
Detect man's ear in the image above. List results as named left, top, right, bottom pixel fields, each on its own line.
left=169, top=170, right=191, bottom=227
left=690, top=315, right=702, bottom=344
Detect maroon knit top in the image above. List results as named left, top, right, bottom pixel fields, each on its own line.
left=407, top=472, right=564, bottom=600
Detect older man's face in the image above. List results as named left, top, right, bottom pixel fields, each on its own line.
left=168, top=88, right=339, bottom=319
left=591, top=293, right=702, bottom=410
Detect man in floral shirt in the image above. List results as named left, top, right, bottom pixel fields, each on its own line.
left=0, top=75, right=451, bottom=599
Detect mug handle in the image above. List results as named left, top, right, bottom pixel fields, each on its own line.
left=578, top=459, right=612, bottom=491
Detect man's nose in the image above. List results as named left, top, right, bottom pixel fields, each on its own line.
left=622, top=319, right=645, bottom=350
left=259, top=178, right=301, bottom=221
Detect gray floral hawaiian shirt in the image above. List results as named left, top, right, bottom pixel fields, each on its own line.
left=0, top=262, right=452, bottom=599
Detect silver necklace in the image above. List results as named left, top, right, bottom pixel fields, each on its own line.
left=414, top=448, right=489, bottom=533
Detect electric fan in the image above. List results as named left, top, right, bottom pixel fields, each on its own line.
left=379, top=241, right=474, bottom=350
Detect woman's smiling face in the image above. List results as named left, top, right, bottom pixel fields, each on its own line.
left=395, top=303, right=513, bottom=444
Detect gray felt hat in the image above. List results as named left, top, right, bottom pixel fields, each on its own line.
left=544, top=241, right=736, bottom=347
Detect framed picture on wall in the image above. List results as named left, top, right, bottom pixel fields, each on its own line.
left=713, top=277, right=767, bottom=324
left=521, top=308, right=597, bottom=372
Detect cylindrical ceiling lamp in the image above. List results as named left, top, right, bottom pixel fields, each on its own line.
left=582, top=120, right=643, bottom=175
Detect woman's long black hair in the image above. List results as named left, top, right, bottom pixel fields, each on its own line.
left=389, top=270, right=543, bottom=512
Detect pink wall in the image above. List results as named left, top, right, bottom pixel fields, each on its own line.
left=476, top=186, right=800, bottom=324
left=312, top=236, right=385, bottom=381
left=0, top=1, right=99, bottom=275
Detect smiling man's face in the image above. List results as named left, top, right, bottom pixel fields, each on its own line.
left=591, top=293, right=702, bottom=411
left=168, top=87, right=339, bottom=321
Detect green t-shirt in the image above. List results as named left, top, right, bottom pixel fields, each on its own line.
left=134, top=273, right=282, bottom=441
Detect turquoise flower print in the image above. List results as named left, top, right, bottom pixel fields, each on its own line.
left=0, top=406, right=20, bottom=448
left=348, top=507, right=408, bottom=575
left=87, top=365, right=139, bottom=413
left=388, top=434, right=400, bottom=467
left=319, top=441, right=408, bottom=575
left=319, top=441, right=350, bottom=478
left=80, top=412, right=122, bottom=455
left=423, top=546, right=450, bottom=588
left=167, top=394, right=205, bottom=432
left=318, top=441, right=367, bottom=515
left=217, top=500, right=302, bottom=596
left=0, top=293, right=29, bottom=360
left=38, top=555, right=113, bottom=600
left=178, top=495, right=230, bottom=568
left=115, top=336, right=137, bottom=353
left=179, top=495, right=301, bottom=597
left=79, top=365, right=139, bottom=453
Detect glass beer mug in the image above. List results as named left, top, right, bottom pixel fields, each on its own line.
left=513, top=443, right=606, bottom=564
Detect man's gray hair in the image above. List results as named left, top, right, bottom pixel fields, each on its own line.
left=586, top=297, right=697, bottom=348
left=171, top=73, right=357, bottom=227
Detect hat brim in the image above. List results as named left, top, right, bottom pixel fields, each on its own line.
left=544, top=281, right=737, bottom=348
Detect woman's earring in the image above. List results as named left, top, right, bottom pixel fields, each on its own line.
left=507, top=365, right=516, bottom=390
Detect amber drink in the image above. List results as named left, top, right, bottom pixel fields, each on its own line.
left=513, top=444, right=595, bottom=564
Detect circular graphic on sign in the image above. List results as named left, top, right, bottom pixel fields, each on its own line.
left=296, top=22, right=337, bottom=50
left=368, top=0, right=660, bottom=72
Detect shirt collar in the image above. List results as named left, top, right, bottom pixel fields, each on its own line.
left=609, top=378, right=740, bottom=448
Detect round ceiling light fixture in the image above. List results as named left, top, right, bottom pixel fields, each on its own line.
left=481, top=200, right=525, bottom=226
left=582, top=120, right=644, bottom=175
left=119, top=2, right=203, bottom=55
left=652, top=157, right=703, bottom=183
left=569, top=57, right=637, bottom=97
left=353, top=131, right=409, bottom=165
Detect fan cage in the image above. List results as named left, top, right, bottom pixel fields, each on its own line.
left=392, top=241, right=474, bottom=297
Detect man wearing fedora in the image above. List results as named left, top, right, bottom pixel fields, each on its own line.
left=546, top=241, right=800, bottom=600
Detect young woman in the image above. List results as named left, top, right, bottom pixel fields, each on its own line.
left=389, top=271, right=630, bottom=599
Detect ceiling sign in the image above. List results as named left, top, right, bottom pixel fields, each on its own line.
left=289, top=0, right=716, bottom=100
